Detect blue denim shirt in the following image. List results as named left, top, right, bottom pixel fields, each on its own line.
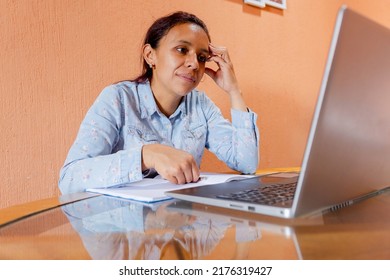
left=59, top=81, right=259, bottom=194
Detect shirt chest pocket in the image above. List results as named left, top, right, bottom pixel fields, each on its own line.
left=126, top=126, right=159, bottom=147
left=180, top=125, right=207, bottom=153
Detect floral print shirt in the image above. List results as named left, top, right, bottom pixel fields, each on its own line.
left=59, top=81, right=259, bottom=194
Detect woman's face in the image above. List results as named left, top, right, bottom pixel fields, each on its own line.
left=149, top=23, right=210, bottom=99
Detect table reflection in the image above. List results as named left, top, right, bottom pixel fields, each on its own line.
left=1, top=190, right=388, bottom=259
left=62, top=196, right=266, bottom=260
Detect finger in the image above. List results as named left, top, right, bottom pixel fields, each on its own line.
left=209, top=44, right=230, bottom=61
left=208, top=55, right=231, bottom=70
left=183, top=166, right=194, bottom=183
left=204, top=67, right=216, bottom=79
left=209, top=43, right=227, bottom=53
left=209, top=54, right=225, bottom=63
left=165, top=174, right=178, bottom=185
left=191, top=162, right=200, bottom=182
left=174, top=171, right=186, bottom=185
left=184, top=159, right=200, bottom=183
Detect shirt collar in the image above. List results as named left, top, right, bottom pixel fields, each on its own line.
left=138, top=81, right=158, bottom=119
left=138, top=81, right=189, bottom=119
left=170, top=97, right=188, bottom=119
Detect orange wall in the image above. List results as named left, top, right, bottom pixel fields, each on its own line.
left=1, top=0, right=389, bottom=209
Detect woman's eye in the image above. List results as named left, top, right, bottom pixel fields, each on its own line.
left=177, top=47, right=188, bottom=54
left=198, top=55, right=207, bottom=63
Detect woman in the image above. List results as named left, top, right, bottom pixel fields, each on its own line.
left=59, top=11, right=259, bottom=194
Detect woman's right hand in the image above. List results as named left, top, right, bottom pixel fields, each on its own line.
left=142, top=144, right=200, bottom=184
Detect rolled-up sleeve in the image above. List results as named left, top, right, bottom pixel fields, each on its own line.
left=203, top=95, right=259, bottom=174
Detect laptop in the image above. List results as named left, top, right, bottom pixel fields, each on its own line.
left=166, top=6, right=390, bottom=219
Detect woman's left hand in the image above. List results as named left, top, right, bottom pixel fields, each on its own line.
left=205, top=43, right=240, bottom=95
left=205, top=43, right=247, bottom=112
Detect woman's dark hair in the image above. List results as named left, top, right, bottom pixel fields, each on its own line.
left=131, top=11, right=211, bottom=83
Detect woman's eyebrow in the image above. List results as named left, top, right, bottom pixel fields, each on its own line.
left=177, top=40, right=210, bottom=54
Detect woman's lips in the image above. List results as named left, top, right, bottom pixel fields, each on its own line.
left=178, top=73, right=196, bottom=83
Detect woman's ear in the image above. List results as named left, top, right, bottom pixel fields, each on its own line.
left=142, top=44, right=155, bottom=68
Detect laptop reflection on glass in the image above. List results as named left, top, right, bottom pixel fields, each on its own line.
left=166, top=6, right=390, bottom=219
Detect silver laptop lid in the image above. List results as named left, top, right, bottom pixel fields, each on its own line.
left=292, top=6, right=390, bottom=217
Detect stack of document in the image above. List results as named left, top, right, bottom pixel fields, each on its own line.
left=86, top=173, right=255, bottom=203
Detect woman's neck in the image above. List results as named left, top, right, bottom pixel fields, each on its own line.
left=150, top=84, right=182, bottom=117
left=152, top=90, right=182, bottom=117
left=154, top=95, right=182, bottom=117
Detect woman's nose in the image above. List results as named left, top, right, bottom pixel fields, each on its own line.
left=185, top=53, right=199, bottom=70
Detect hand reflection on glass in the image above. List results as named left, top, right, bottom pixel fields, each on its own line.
left=62, top=196, right=262, bottom=259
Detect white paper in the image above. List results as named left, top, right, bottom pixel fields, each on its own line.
left=86, top=173, right=255, bottom=203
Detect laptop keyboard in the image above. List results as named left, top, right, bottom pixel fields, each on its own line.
left=216, top=182, right=297, bottom=206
